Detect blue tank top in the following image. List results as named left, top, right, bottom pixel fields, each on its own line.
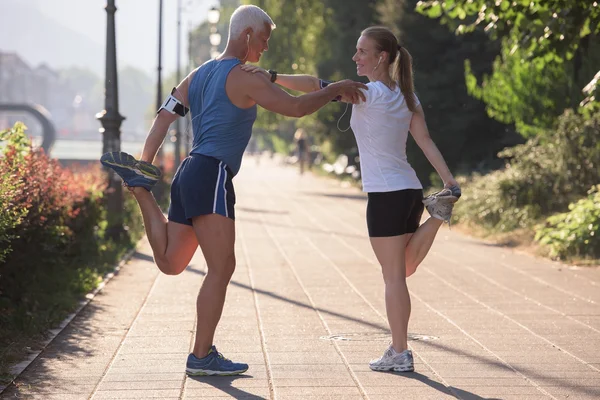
left=189, top=58, right=257, bottom=175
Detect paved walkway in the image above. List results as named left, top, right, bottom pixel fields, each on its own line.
left=2, top=157, right=599, bottom=400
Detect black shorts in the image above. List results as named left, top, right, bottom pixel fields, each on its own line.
left=168, top=154, right=236, bottom=226
left=366, top=189, right=424, bottom=237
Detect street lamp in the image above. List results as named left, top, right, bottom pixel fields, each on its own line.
left=208, top=6, right=221, bottom=59
left=97, top=0, right=125, bottom=239
left=210, top=32, right=222, bottom=47
left=207, top=6, right=220, bottom=24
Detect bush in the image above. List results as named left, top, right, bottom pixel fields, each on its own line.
left=0, top=123, right=29, bottom=263
left=453, top=110, right=600, bottom=232
left=0, top=123, right=144, bottom=381
left=535, top=185, right=600, bottom=260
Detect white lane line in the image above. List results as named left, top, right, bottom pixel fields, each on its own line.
left=280, top=188, right=560, bottom=399
left=239, top=222, right=277, bottom=400
left=259, top=211, right=371, bottom=400
left=423, top=267, right=600, bottom=374
left=90, top=273, right=163, bottom=400
left=268, top=185, right=463, bottom=399
left=431, top=251, right=600, bottom=335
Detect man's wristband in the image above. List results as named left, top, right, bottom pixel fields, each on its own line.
left=267, top=69, right=277, bottom=83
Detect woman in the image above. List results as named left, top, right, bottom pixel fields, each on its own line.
left=242, top=26, right=460, bottom=372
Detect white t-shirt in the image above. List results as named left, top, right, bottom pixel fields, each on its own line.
left=350, top=81, right=423, bottom=193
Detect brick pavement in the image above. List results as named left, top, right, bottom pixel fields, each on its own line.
left=2, top=156, right=599, bottom=399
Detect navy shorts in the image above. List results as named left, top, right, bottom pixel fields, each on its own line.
left=168, top=154, right=236, bottom=225
left=366, top=189, right=424, bottom=237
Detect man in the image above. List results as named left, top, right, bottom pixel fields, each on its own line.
left=100, top=4, right=366, bottom=376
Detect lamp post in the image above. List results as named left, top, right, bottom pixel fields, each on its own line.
left=155, top=0, right=164, bottom=165
left=152, top=0, right=166, bottom=205
left=97, top=0, right=125, bottom=239
left=174, top=0, right=183, bottom=168
left=185, top=21, right=193, bottom=155
left=156, top=0, right=164, bottom=117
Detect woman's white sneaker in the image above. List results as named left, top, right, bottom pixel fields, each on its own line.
left=369, top=345, right=414, bottom=372
left=422, top=185, right=461, bottom=223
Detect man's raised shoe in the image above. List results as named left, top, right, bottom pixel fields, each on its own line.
left=100, top=151, right=161, bottom=191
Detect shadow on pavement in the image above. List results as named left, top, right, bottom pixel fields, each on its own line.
left=304, top=191, right=367, bottom=202
left=401, top=371, right=500, bottom=400
left=132, top=251, right=154, bottom=262
left=1, top=302, right=105, bottom=398
left=237, top=217, right=366, bottom=240
left=187, top=375, right=267, bottom=400
left=418, top=339, right=600, bottom=398
left=237, top=207, right=289, bottom=215
left=186, top=266, right=389, bottom=333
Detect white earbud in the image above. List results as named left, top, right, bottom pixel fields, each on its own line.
left=373, top=56, right=382, bottom=72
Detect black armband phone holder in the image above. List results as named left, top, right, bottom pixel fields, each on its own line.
left=157, top=88, right=189, bottom=116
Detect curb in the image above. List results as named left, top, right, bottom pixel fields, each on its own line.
left=0, top=246, right=138, bottom=394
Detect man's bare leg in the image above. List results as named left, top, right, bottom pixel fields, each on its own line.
left=191, top=213, right=236, bottom=358
left=130, top=187, right=197, bottom=275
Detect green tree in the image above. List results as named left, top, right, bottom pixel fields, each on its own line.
left=378, top=0, right=518, bottom=183
left=311, top=0, right=381, bottom=155
left=417, top=0, right=600, bottom=135
left=239, top=0, right=329, bottom=153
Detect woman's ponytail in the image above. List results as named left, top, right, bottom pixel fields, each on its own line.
left=392, top=46, right=416, bottom=112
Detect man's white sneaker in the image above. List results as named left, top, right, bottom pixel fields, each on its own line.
left=369, top=345, right=414, bottom=372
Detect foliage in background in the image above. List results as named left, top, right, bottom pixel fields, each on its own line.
left=242, top=0, right=328, bottom=153
left=452, top=110, right=600, bottom=232
left=379, top=0, right=518, bottom=184
left=535, top=185, right=600, bottom=260
left=239, top=0, right=513, bottom=184
left=0, top=123, right=144, bottom=383
left=0, top=123, right=29, bottom=264
left=417, top=0, right=600, bottom=136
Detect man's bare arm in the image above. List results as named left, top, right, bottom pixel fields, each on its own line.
left=140, top=72, right=194, bottom=163
left=239, top=64, right=320, bottom=93
left=273, top=74, right=320, bottom=93
left=241, top=69, right=366, bottom=117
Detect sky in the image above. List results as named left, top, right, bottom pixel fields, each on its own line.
left=0, top=0, right=216, bottom=79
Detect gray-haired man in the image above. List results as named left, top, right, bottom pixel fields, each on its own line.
left=101, top=4, right=366, bottom=375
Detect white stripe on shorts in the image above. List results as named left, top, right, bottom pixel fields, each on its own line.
left=213, top=162, right=223, bottom=214
left=222, top=164, right=228, bottom=218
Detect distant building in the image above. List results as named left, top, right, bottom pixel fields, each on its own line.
left=0, top=52, right=32, bottom=103
left=0, top=52, right=97, bottom=140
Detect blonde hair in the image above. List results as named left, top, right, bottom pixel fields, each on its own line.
left=229, top=5, right=276, bottom=40
left=361, top=26, right=417, bottom=112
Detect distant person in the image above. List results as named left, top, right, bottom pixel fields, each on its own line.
left=294, top=128, right=309, bottom=174
left=100, top=5, right=366, bottom=377
left=241, top=26, right=460, bottom=373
